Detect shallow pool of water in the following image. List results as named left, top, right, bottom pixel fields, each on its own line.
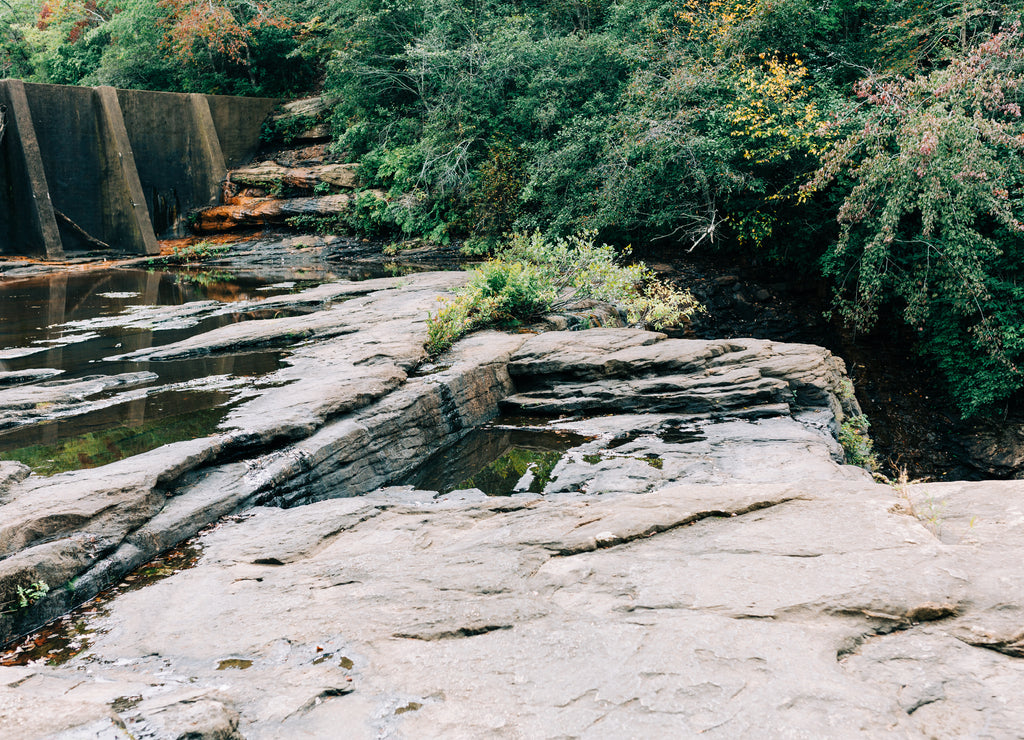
left=402, top=422, right=592, bottom=496
left=0, top=390, right=237, bottom=474
left=0, top=268, right=306, bottom=472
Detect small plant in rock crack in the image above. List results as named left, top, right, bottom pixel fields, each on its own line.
left=838, top=378, right=856, bottom=401
left=838, top=413, right=878, bottom=471
left=1, top=580, right=50, bottom=614
left=890, top=466, right=945, bottom=536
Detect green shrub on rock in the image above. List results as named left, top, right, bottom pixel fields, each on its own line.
left=838, top=414, right=878, bottom=471
left=425, top=231, right=700, bottom=354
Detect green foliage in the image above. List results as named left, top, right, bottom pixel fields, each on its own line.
left=808, top=24, right=1024, bottom=415
left=285, top=192, right=391, bottom=237
left=426, top=230, right=700, bottom=354
left=144, top=240, right=229, bottom=266
left=285, top=214, right=344, bottom=234
left=17, top=581, right=49, bottom=608
left=838, top=414, right=878, bottom=470
left=1, top=580, right=50, bottom=614
left=2, top=0, right=321, bottom=95
left=319, top=0, right=868, bottom=257
left=870, top=0, right=1022, bottom=74
left=261, top=113, right=317, bottom=145
left=6, top=0, right=1024, bottom=417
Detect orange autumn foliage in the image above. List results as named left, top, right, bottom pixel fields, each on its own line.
left=157, top=0, right=292, bottom=66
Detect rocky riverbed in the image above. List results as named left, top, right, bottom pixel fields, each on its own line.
left=1, top=247, right=1023, bottom=738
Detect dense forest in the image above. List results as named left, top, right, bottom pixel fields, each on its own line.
left=3, top=0, right=1024, bottom=418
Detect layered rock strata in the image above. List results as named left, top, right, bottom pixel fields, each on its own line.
left=0, top=270, right=863, bottom=645
left=192, top=95, right=386, bottom=234
left=2, top=272, right=1021, bottom=738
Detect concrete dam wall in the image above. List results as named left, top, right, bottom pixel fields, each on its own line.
left=0, top=79, right=278, bottom=258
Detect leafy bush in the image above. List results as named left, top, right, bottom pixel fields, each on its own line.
left=838, top=414, right=878, bottom=471
left=261, top=114, right=318, bottom=145
left=426, top=231, right=700, bottom=354
left=807, top=24, right=1024, bottom=415
left=2, top=0, right=321, bottom=95
left=7, top=0, right=1024, bottom=417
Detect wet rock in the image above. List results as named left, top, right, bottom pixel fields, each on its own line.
left=0, top=272, right=472, bottom=643
left=193, top=194, right=358, bottom=233
left=4, top=266, right=1023, bottom=736
left=0, top=369, right=63, bottom=387
left=0, top=372, right=159, bottom=429
left=0, top=313, right=866, bottom=647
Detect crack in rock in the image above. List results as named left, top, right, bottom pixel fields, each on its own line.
left=392, top=623, right=513, bottom=641
left=955, top=633, right=1024, bottom=658
left=550, top=498, right=801, bottom=557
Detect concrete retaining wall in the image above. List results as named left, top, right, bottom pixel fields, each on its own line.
left=0, top=80, right=277, bottom=257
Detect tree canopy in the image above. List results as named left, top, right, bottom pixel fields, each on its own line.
left=3, top=0, right=1024, bottom=416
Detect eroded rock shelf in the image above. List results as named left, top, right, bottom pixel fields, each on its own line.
left=0, top=269, right=1022, bottom=739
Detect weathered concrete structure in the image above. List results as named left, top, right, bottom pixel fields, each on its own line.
left=0, top=80, right=277, bottom=258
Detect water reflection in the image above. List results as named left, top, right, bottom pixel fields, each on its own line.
left=0, top=390, right=235, bottom=474
left=0, top=268, right=300, bottom=367
left=0, top=268, right=300, bottom=472
left=403, top=424, right=591, bottom=496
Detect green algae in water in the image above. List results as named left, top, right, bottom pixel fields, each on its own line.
left=403, top=425, right=591, bottom=496
left=217, top=658, right=253, bottom=670
left=455, top=447, right=563, bottom=495
left=582, top=451, right=663, bottom=469
left=0, top=393, right=232, bottom=476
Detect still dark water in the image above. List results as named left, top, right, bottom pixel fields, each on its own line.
left=404, top=423, right=592, bottom=495
left=0, top=268, right=307, bottom=472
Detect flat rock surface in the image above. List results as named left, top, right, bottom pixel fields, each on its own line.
left=2, top=477, right=1022, bottom=739
left=0, top=271, right=474, bottom=646
left=1, top=272, right=1022, bottom=738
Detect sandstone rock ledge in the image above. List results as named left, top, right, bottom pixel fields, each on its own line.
left=0, top=274, right=1022, bottom=739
